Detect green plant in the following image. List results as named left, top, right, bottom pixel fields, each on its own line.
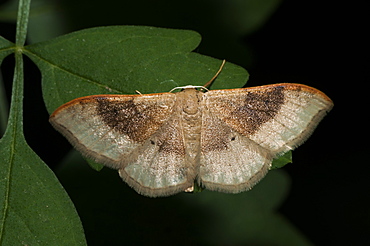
left=0, top=1, right=86, bottom=245
left=0, top=0, right=312, bottom=245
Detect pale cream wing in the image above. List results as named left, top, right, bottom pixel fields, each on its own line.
left=50, top=93, right=193, bottom=197
left=200, top=83, right=333, bottom=193
left=199, top=109, right=272, bottom=193
left=118, top=114, right=196, bottom=197
left=204, top=83, right=333, bottom=156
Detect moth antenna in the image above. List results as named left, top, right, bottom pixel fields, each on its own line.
left=202, top=59, right=226, bottom=90
left=135, top=90, right=143, bottom=96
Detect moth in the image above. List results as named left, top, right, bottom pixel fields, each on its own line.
left=50, top=62, right=333, bottom=197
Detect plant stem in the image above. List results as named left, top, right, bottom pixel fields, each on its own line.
left=16, top=0, right=31, bottom=47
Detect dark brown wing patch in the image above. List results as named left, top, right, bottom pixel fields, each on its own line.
left=205, top=86, right=285, bottom=137
left=96, top=95, right=175, bottom=143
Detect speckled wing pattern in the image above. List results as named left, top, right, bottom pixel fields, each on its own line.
left=50, top=83, right=333, bottom=197
left=199, top=84, right=333, bottom=193
left=50, top=92, right=196, bottom=196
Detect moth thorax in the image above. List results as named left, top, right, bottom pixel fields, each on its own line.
left=181, top=89, right=201, bottom=115
left=176, top=90, right=202, bottom=161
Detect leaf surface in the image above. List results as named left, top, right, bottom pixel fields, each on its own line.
left=25, top=26, right=249, bottom=113
left=0, top=36, right=14, bottom=63
left=0, top=52, right=86, bottom=245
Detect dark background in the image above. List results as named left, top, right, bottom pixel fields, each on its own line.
left=1, top=0, right=368, bottom=245
left=248, top=2, right=368, bottom=245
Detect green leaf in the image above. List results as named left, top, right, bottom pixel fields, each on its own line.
left=24, top=26, right=249, bottom=113
left=0, top=50, right=86, bottom=244
left=271, top=151, right=293, bottom=169
left=0, top=135, right=87, bottom=245
left=0, top=36, right=14, bottom=63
